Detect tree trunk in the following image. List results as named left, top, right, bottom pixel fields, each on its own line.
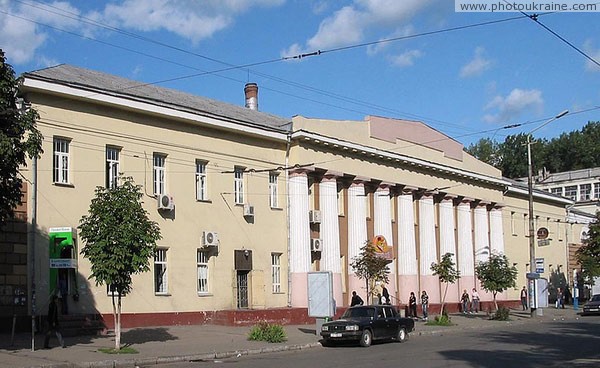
left=115, top=296, right=122, bottom=351
left=111, top=293, right=119, bottom=350
left=440, top=282, right=449, bottom=315
left=493, top=291, right=498, bottom=311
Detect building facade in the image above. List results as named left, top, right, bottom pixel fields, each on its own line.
left=9, top=65, right=592, bottom=329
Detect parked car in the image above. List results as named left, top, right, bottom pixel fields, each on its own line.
left=582, top=294, right=600, bottom=316
left=320, top=305, right=415, bottom=347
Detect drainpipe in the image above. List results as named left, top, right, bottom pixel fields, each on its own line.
left=285, top=132, right=292, bottom=307
left=29, top=156, right=37, bottom=351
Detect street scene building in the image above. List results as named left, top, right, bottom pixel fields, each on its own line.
left=2, top=64, right=593, bottom=329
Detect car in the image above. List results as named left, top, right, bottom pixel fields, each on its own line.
left=582, top=294, right=600, bottom=316
left=320, top=305, right=415, bottom=347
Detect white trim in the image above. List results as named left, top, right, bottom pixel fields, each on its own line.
left=22, top=78, right=288, bottom=142
left=507, top=186, right=574, bottom=205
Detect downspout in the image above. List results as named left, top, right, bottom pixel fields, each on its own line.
left=285, top=131, right=292, bottom=307
left=29, top=155, right=37, bottom=351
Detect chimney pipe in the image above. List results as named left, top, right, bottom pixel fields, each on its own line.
left=244, top=83, right=258, bottom=111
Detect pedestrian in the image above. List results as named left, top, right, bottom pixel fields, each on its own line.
left=408, top=292, right=417, bottom=318
left=44, top=294, right=65, bottom=349
left=471, top=288, right=480, bottom=313
left=421, top=290, right=429, bottom=321
left=350, top=291, right=364, bottom=306
left=556, top=287, right=564, bottom=309
left=461, top=289, right=470, bottom=314
left=382, top=286, right=390, bottom=305
left=58, top=271, right=69, bottom=315
left=520, top=286, right=528, bottom=310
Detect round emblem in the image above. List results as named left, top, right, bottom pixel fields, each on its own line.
left=536, top=227, right=549, bottom=240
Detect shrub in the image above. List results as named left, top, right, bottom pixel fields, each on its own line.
left=492, top=306, right=510, bottom=321
left=425, top=314, right=453, bottom=326
left=248, top=322, right=287, bottom=343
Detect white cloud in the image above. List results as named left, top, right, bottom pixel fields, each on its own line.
left=583, top=39, right=600, bottom=72
left=366, top=25, right=415, bottom=56
left=389, top=49, right=422, bottom=67
left=460, top=47, right=492, bottom=78
left=483, top=88, right=544, bottom=123
left=282, top=0, right=433, bottom=57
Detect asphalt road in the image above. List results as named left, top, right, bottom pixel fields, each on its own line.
left=149, top=316, right=600, bottom=368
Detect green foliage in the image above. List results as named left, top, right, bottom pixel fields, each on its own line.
left=0, top=49, right=43, bottom=226
left=475, top=252, right=518, bottom=310
left=247, top=322, right=287, bottom=343
left=425, top=314, right=453, bottom=326
left=79, top=177, right=162, bottom=295
left=576, top=212, right=600, bottom=284
left=350, top=242, right=390, bottom=304
left=492, top=306, right=510, bottom=321
left=466, top=121, right=600, bottom=179
left=431, top=252, right=460, bottom=315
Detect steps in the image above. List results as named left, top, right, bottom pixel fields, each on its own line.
left=57, top=314, right=107, bottom=337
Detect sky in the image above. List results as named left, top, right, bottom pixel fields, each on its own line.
left=1, top=0, right=599, bottom=148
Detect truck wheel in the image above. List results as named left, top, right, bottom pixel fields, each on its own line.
left=360, top=329, right=372, bottom=347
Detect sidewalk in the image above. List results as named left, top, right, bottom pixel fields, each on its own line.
left=0, top=307, right=581, bottom=368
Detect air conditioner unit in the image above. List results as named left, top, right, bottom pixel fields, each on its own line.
left=243, top=204, right=255, bottom=217
left=309, top=210, right=322, bottom=224
left=311, top=238, right=323, bottom=252
left=157, top=194, right=174, bottom=210
left=202, top=231, right=219, bottom=247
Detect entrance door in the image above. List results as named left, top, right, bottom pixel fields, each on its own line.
left=237, top=271, right=249, bottom=309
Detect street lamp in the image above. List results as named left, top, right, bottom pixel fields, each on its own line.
left=527, top=109, right=568, bottom=316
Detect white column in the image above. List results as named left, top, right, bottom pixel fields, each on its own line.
left=418, top=194, right=439, bottom=304
left=348, top=182, right=368, bottom=303
left=288, top=171, right=311, bottom=307
left=490, top=207, right=505, bottom=254
left=457, top=200, right=475, bottom=298
left=319, top=176, right=342, bottom=306
left=474, top=203, right=490, bottom=263
left=374, top=186, right=396, bottom=301
left=397, top=192, right=418, bottom=303
left=438, top=197, right=459, bottom=303
left=490, top=206, right=506, bottom=300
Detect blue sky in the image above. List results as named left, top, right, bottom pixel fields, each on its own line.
left=1, top=0, right=599, bottom=147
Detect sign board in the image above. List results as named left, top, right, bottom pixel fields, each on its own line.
left=536, top=227, right=549, bottom=239
left=538, top=239, right=550, bottom=247
left=372, top=235, right=393, bottom=260
left=526, top=272, right=540, bottom=279
left=50, top=258, right=77, bottom=268
left=307, top=271, right=335, bottom=318
left=535, top=258, right=544, bottom=274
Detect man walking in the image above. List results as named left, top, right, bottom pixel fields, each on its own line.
left=44, top=294, right=65, bottom=348
left=520, top=286, right=528, bottom=310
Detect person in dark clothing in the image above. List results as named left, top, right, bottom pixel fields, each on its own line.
left=44, top=295, right=65, bottom=348
left=350, top=291, right=364, bottom=306
left=408, top=291, right=417, bottom=318
left=382, top=286, right=390, bottom=305
left=520, top=286, right=528, bottom=310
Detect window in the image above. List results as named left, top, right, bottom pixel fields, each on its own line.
left=153, top=153, right=166, bottom=195
left=550, top=187, right=563, bottom=196
left=564, top=185, right=577, bottom=200
left=510, top=211, right=516, bottom=235
left=197, top=250, right=209, bottom=294
left=594, top=183, right=600, bottom=199
left=154, top=248, right=168, bottom=294
left=53, top=138, right=70, bottom=184
left=196, top=160, right=208, bottom=201
left=580, top=184, right=592, bottom=201
left=271, top=253, right=281, bottom=293
left=106, top=284, right=122, bottom=297
left=234, top=166, right=244, bottom=204
left=106, top=146, right=120, bottom=189
left=269, top=172, right=278, bottom=208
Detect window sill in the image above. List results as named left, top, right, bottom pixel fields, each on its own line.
left=53, top=182, right=75, bottom=188
left=154, top=293, right=171, bottom=296
left=197, top=293, right=213, bottom=297
left=197, top=199, right=212, bottom=204
left=270, top=207, right=283, bottom=211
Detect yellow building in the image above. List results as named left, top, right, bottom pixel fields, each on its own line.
left=13, top=65, right=592, bottom=328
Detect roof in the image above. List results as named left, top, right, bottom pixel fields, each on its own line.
left=22, top=64, right=292, bottom=134
left=537, top=167, right=600, bottom=185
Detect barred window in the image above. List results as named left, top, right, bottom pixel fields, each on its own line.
left=197, top=250, right=209, bottom=294
left=154, top=249, right=168, bottom=294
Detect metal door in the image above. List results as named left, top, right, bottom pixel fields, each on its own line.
left=237, top=271, right=249, bottom=308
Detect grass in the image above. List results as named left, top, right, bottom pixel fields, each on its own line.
left=425, top=314, right=454, bottom=326
left=247, top=322, right=287, bottom=343
left=98, top=346, right=138, bottom=354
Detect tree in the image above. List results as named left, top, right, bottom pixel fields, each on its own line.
left=431, top=252, right=460, bottom=315
left=466, top=138, right=501, bottom=167
left=576, top=212, right=600, bottom=285
left=79, top=177, right=161, bottom=351
left=0, top=49, right=43, bottom=226
left=350, top=242, right=390, bottom=304
left=475, top=252, right=518, bottom=311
